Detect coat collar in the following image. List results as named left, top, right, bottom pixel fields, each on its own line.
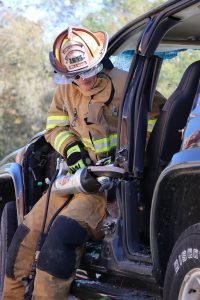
left=72, top=73, right=109, bottom=97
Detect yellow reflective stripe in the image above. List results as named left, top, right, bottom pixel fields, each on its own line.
left=48, top=116, right=69, bottom=120
left=46, top=115, right=70, bottom=129
left=67, top=144, right=80, bottom=156
left=82, top=138, right=95, bottom=151
left=54, top=131, right=75, bottom=153
left=82, top=134, right=117, bottom=153
left=69, top=159, right=85, bottom=171
left=93, top=134, right=117, bottom=154
left=148, top=119, right=157, bottom=133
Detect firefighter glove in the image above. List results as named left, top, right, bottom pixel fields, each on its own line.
left=65, top=142, right=92, bottom=173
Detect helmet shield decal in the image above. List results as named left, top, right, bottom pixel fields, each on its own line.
left=60, top=41, right=89, bottom=71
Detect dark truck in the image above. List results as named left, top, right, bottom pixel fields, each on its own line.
left=1, top=0, right=200, bottom=299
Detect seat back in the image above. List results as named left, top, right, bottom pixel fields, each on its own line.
left=143, top=60, right=200, bottom=209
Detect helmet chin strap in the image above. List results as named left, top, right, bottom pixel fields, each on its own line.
left=92, top=76, right=97, bottom=88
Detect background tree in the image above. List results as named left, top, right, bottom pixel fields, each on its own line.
left=0, top=12, right=55, bottom=158
left=0, top=0, right=166, bottom=159
left=82, top=0, right=165, bottom=35
left=157, top=50, right=200, bottom=98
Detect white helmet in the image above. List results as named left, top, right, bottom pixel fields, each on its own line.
left=49, top=26, right=108, bottom=82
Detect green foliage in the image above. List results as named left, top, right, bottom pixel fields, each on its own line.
left=157, top=50, right=200, bottom=98
left=82, top=0, right=165, bottom=36
left=0, top=13, right=55, bottom=158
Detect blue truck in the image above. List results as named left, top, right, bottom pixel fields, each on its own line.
left=1, top=1, right=200, bottom=299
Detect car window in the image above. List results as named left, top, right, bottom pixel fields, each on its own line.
left=156, top=49, right=200, bottom=98
left=154, top=3, right=200, bottom=99
left=109, top=24, right=146, bottom=72
left=110, top=50, right=134, bottom=72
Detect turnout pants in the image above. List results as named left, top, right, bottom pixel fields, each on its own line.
left=2, top=191, right=106, bottom=300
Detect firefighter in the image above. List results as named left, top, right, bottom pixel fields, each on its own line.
left=2, top=26, right=127, bottom=300
left=2, top=26, right=165, bottom=300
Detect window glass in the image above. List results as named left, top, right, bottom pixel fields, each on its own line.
left=155, top=3, right=200, bottom=98
left=109, top=24, right=146, bottom=72
left=110, top=50, right=134, bottom=72
left=156, top=49, right=200, bottom=98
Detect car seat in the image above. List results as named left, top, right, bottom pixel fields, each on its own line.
left=143, top=60, right=200, bottom=213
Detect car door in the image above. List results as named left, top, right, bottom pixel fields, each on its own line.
left=107, top=0, right=200, bottom=259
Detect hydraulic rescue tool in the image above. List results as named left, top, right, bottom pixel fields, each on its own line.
left=51, top=159, right=126, bottom=195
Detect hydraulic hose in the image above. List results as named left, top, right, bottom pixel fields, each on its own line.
left=23, top=166, right=60, bottom=299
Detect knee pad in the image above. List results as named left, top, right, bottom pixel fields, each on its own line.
left=6, top=224, right=30, bottom=279
left=37, top=216, right=88, bottom=279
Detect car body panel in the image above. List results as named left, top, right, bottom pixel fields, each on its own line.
left=0, top=162, right=24, bottom=224
left=149, top=33, right=200, bottom=284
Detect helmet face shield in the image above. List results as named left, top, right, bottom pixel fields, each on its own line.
left=49, top=26, right=108, bottom=81
left=53, top=63, right=103, bottom=85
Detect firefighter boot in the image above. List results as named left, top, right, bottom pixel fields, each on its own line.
left=2, top=192, right=69, bottom=300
